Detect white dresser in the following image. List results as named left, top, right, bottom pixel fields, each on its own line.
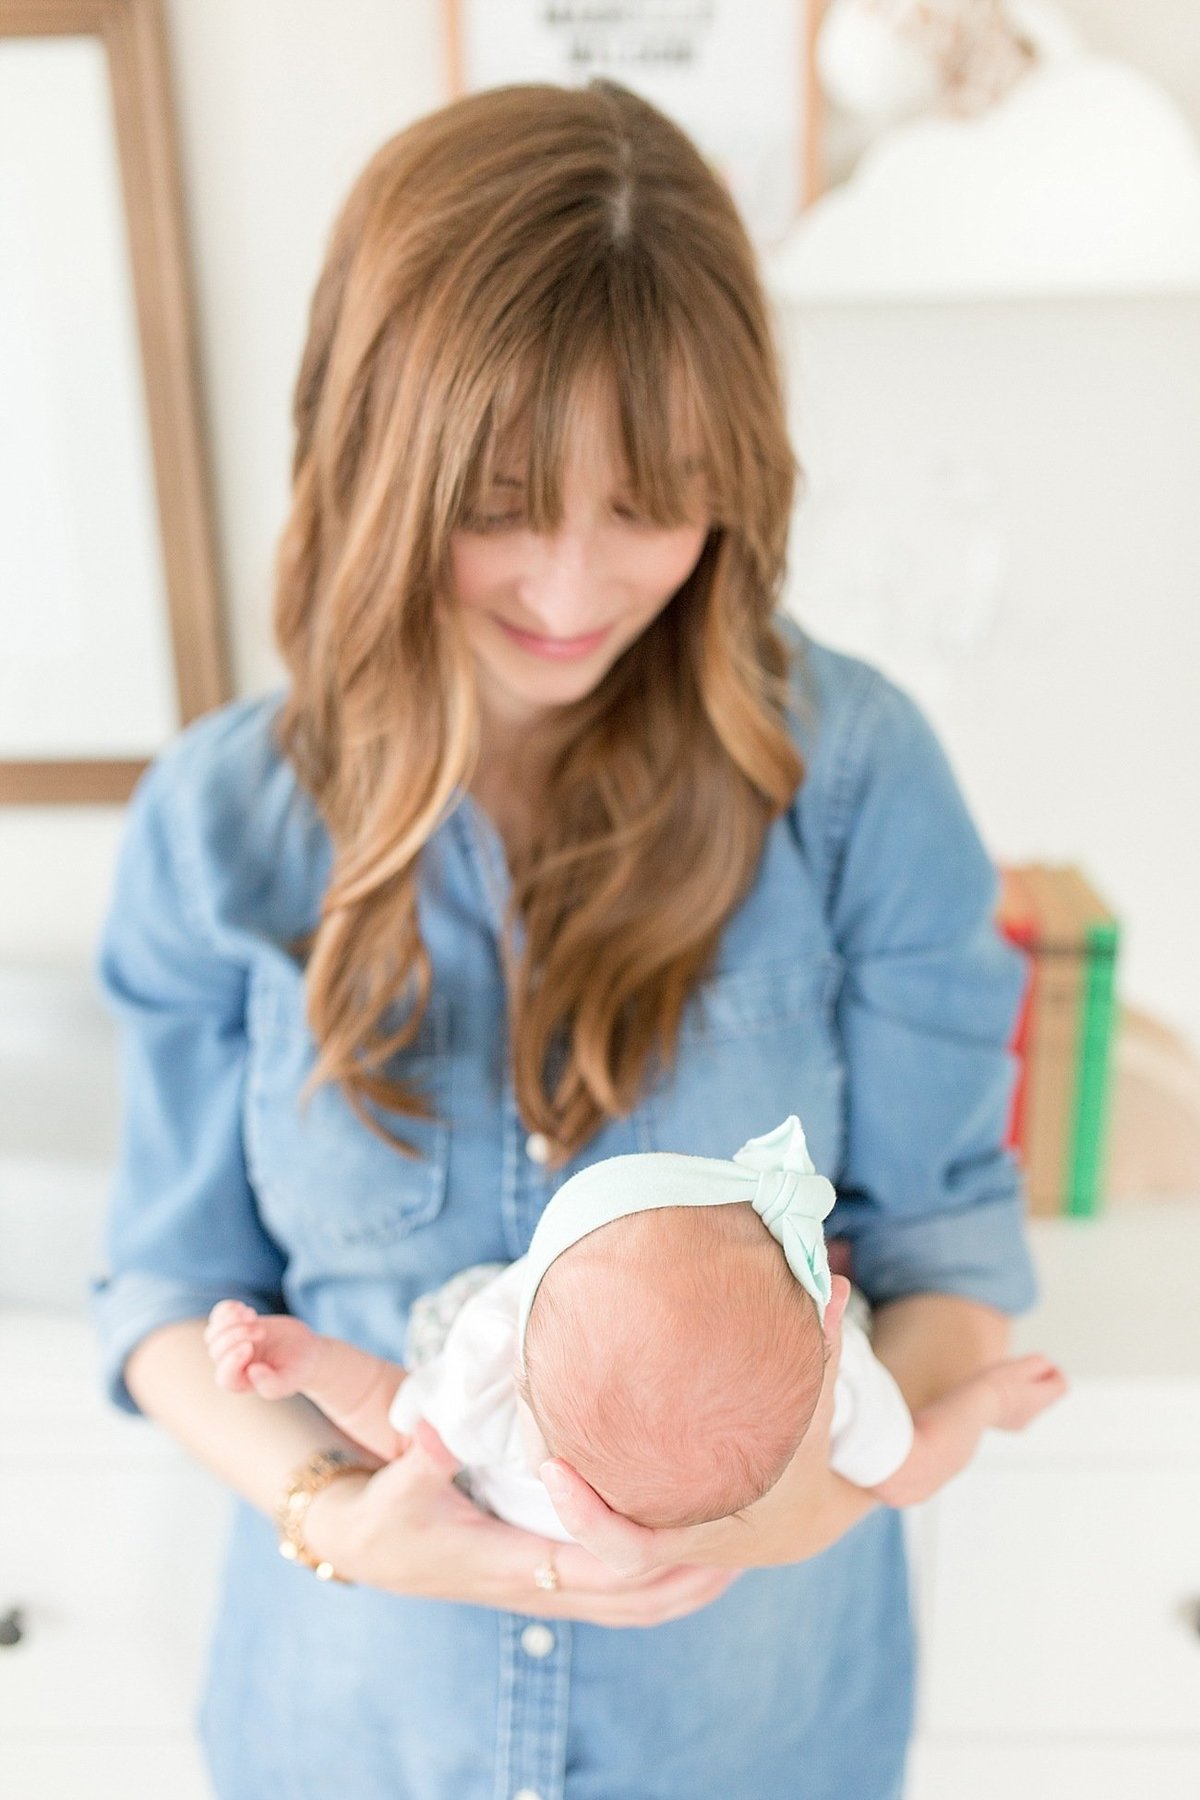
left=907, top=1202, right=1200, bottom=1800
left=0, top=968, right=229, bottom=1790
left=1, top=1310, right=224, bottom=1797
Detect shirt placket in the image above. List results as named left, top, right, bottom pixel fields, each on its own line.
left=451, top=798, right=574, bottom=1799
left=450, top=797, right=562, bottom=1255
left=494, top=1613, right=573, bottom=1800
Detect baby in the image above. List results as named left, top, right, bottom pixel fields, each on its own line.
left=205, top=1116, right=1066, bottom=1540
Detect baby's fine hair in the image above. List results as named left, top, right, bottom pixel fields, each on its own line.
left=519, top=1204, right=827, bottom=1529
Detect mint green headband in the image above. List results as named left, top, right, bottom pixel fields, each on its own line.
left=516, top=1114, right=836, bottom=1351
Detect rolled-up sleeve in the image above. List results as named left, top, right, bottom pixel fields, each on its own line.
left=91, top=756, right=285, bottom=1413
left=825, top=670, right=1036, bottom=1316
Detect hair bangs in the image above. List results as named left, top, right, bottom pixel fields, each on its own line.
left=453, top=258, right=722, bottom=537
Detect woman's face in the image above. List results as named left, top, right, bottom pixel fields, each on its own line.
left=449, top=384, right=710, bottom=732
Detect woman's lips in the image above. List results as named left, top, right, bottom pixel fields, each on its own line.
left=494, top=617, right=611, bottom=661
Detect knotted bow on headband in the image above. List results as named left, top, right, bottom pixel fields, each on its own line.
left=729, top=1114, right=835, bottom=1319
left=516, top=1114, right=837, bottom=1352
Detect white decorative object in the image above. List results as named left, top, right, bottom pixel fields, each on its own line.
left=817, top=0, right=1040, bottom=129
left=769, top=55, right=1200, bottom=301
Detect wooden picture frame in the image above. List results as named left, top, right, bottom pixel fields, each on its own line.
left=443, top=0, right=825, bottom=240
left=0, top=0, right=227, bottom=805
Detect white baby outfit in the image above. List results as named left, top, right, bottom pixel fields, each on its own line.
left=390, top=1254, right=915, bottom=1543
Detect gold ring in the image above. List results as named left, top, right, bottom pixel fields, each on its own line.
left=533, top=1550, right=560, bottom=1592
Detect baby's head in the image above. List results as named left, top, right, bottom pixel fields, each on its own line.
left=518, top=1191, right=830, bottom=1530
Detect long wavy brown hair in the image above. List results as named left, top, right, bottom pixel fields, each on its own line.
left=273, top=80, right=804, bottom=1166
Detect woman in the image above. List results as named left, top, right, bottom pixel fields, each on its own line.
left=93, top=80, right=1035, bottom=1799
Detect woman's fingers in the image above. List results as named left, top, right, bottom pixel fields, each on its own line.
left=488, top=1503, right=737, bottom=1620
left=412, top=1417, right=464, bottom=1476
left=360, top=1418, right=465, bottom=1510
left=817, top=1275, right=849, bottom=1399
left=827, top=1238, right=853, bottom=1280
left=824, top=1274, right=851, bottom=1343
left=542, top=1561, right=739, bottom=1627
left=626, top=1565, right=740, bottom=1626
left=539, top=1458, right=665, bottom=1578
left=343, top=1442, right=736, bottom=1625
left=567, top=1572, right=715, bottom=1628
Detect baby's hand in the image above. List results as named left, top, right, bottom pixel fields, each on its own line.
left=204, top=1299, right=321, bottom=1400
left=985, top=1353, right=1068, bottom=1431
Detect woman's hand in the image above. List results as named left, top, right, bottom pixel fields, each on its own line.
left=538, top=1275, right=878, bottom=1574
left=305, top=1419, right=740, bottom=1627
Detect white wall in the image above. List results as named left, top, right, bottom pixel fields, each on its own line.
left=781, top=295, right=1199, bottom=1041
left=3, top=2, right=1198, bottom=1043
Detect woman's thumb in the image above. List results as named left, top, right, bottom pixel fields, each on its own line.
left=410, top=1417, right=463, bottom=1479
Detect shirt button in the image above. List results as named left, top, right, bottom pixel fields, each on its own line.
left=525, top=1131, right=552, bottom=1165
left=520, top=1622, right=556, bottom=1659
left=513, top=1791, right=544, bottom=1800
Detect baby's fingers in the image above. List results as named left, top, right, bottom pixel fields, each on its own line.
left=204, top=1299, right=258, bottom=1343
left=206, top=1318, right=264, bottom=1368
left=212, top=1338, right=256, bottom=1391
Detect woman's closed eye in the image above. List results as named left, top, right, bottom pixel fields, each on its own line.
left=461, top=500, right=652, bottom=534
left=463, top=509, right=525, bottom=532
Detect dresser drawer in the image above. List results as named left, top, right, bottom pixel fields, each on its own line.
left=916, top=1465, right=1200, bottom=1737
left=6, top=1742, right=212, bottom=1800
left=0, top=1456, right=226, bottom=1738
left=907, top=1741, right=1200, bottom=1800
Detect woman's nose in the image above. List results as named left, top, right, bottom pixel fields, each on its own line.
left=518, top=530, right=605, bottom=632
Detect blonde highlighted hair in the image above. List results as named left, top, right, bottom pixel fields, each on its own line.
left=273, top=79, right=804, bottom=1163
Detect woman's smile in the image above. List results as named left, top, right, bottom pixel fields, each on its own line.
left=491, top=615, right=612, bottom=660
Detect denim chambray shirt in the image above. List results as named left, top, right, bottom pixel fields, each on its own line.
left=92, top=617, right=1035, bottom=1800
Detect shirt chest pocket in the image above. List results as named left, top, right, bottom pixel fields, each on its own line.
left=243, top=952, right=451, bottom=1257
left=640, top=955, right=846, bottom=1172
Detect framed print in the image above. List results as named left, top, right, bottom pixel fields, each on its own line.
left=0, top=0, right=227, bottom=805
left=444, top=1, right=825, bottom=247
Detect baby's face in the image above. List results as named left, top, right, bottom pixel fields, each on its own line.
left=521, top=1204, right=827, bottom=1528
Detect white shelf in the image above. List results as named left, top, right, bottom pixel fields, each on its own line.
left=766, top=59, right=1200, bottom=307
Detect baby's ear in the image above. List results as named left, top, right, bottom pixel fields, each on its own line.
left=823, top=1274, right=851, bottom=1349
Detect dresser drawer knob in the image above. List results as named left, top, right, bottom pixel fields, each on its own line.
left=1177, top=1598, right=1200, bottom=1640
left=0, top=1608, right=25, bottom=1648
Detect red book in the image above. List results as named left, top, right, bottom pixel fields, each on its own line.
left=996, top=866, right=1037, bottom=1156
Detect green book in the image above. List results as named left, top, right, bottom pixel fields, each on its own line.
left=1061, top=870, right=1120, bottom=1218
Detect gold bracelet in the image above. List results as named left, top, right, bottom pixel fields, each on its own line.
left=274, top=1447, right=373, bottom=1584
